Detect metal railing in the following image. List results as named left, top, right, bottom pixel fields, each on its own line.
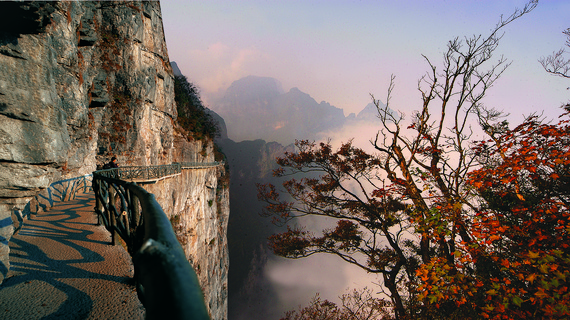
left=96, top=164, right=182, bottom=182
left=92, top=163, right=218, bottom=319
left=179, top=161, right=224, bottom=169
left=96, top=162, right=224, bottom=181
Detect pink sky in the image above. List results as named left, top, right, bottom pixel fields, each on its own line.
left=161, top=0, right=569, bottom=123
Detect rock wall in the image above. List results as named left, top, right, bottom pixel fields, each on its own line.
left=0, top=1, right=228, bottom=318
left=142, top=165, right=229, bottom=320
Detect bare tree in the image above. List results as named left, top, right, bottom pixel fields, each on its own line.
left=280, top=288, right=392, bottom=320
left=259, top=2, right=538, bottom=319
left=540, top=28, right=570, bottom=78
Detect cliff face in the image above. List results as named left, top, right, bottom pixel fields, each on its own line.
left=217, top=138, right=293, bottom=320
left=0, top=1, right=228, bottom=318
left=143, top=166, right=229, bottom=320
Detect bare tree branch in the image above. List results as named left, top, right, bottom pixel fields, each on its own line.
left=540, top=28, right=570, bottom=78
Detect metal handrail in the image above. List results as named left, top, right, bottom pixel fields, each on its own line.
left=96, top=162, right=223, bottom=180
left=178, top=161, right=224, bottom=169
left=97, top=164, right=182, bottom=181
left=92, top=163, right=216, bottom=319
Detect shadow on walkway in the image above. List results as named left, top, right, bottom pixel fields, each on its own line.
left=0, top=193, right=145, bottom=319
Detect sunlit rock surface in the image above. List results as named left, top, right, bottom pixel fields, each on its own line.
left=0, top=2, right=228, bottom=318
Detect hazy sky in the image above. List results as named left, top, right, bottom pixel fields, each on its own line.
left=161, top=0, right=570, bottom=123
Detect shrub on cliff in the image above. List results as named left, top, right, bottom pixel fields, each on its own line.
left=174, top=74, right=219, bottom=140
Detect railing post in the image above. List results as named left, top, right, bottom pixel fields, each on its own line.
left=104, top=182, right=111, bottom=228
left=123, top=209, right=130, bottom=239
left=131, top=190, right=140, bottom=231
left=93, top=179, right=102, bottom=225
left=109, top=184, right=118, bottom=246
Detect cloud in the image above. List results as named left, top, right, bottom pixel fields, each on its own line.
left=264, top=204, right=383, bottom=315
left=183, top=43, right=272, bottom=103
left=317, top=120, right=384, bottom=154
left=266, top=253, right=376, bottom=315
left=205, top=42, right=230, bottom=60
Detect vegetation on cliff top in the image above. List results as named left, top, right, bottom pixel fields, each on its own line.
left=174, top=74, right=219, bottom=141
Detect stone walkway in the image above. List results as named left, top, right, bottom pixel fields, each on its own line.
left=0, top=193, right=145, bottom=319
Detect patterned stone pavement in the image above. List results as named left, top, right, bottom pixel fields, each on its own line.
left=0, top=193, right=145, bottom=319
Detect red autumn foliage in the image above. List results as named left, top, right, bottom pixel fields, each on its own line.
left=258, top=4, right=542, bottom=319
left=416, top=110, right=570, bottom=319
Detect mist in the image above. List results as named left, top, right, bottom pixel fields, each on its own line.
left=212, top=74, right=515, bottom=319
left=207, top=75, right=395, bottom=319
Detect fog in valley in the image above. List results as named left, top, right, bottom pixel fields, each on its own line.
left=196, top=72, right=394, bottom=319
left=174, top=63, right=565, bottom=319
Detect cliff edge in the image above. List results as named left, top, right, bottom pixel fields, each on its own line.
left=0, top=1, right=228, bottom=318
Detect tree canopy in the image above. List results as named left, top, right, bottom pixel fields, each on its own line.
left=255, top=2, right=570, bottom=319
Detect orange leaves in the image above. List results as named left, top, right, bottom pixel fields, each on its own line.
left=526, top=273, right=537, bottom=283
left=528, top=166, right=537, bottom=173
left=488, top=234, right=501, bottom=243
left=264, top=104, right=570, bottom=318
left=416, top=266, right=430, bottom=282
left=473, top=180, right=484, bottom=189
left=451, top=112, right=570, bottom=319
left=415, top=257, right=484, bottom=314
left=534, top=288, right=548, bottom=299
left=528, top=251, right=540, bottom=259
left=486, top=288, right=498, bottom=296
left=500, top=176, right=514, bottom=184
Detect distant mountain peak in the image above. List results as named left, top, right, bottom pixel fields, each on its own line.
left=211, top=75, right=397, bottom=144
left=212, top=76, right=345, bottom=144
left=355, top=101, right=396, bottom=121
left=225, top=76, right=284, bottom=96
